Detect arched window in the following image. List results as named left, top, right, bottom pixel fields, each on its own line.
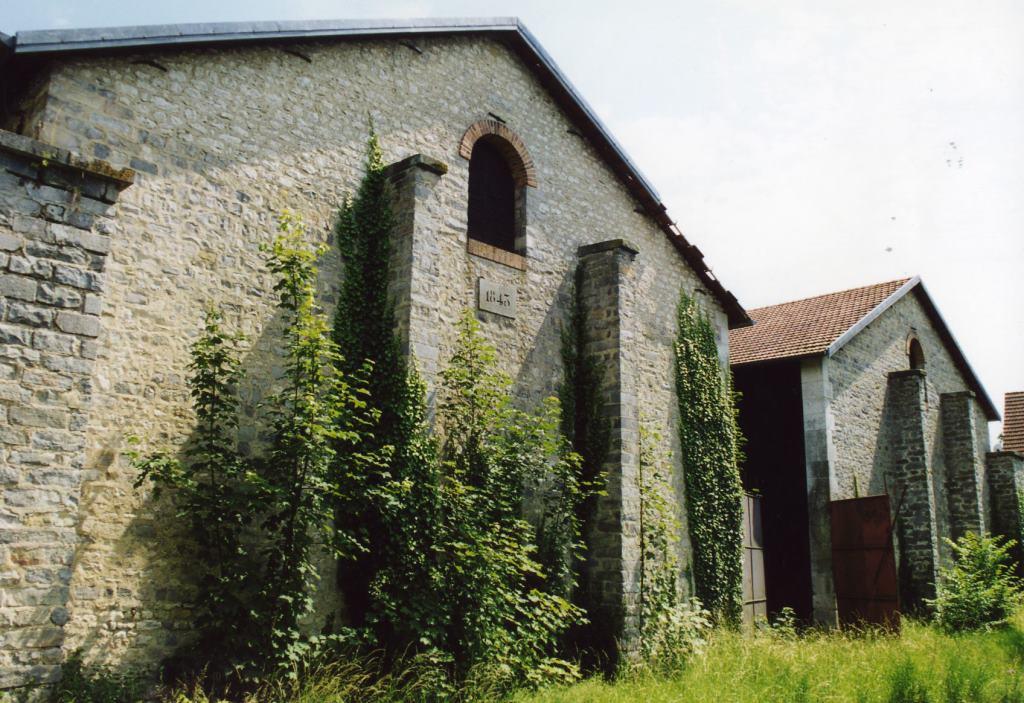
left=468, top=137, right=517, bottom=251
left=908, top=337, right=925, bottom=370
left=459, top=120, right=536, bottom=259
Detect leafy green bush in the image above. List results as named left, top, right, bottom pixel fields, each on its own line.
left=929, top=532, right=1022, bottom=632
left=133, top=212, right=375, bottom=683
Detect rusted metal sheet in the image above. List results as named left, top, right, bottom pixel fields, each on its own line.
left=829, top=494, right=900, bottom=629
left=742, top=493, right=767, bottom=625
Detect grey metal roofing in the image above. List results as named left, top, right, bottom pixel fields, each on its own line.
left=2, top=17, right=750, bottom=327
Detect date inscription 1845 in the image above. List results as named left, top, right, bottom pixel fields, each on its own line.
left=477, top=278, right=517, bottom=318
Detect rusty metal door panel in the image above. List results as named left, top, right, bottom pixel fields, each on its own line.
left=829, top=494, right=899, bottom=629
left=742, top=494, right=767, bottom=625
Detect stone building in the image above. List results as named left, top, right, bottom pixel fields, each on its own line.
left=729, top=276, right=1017, bottom=626
left=991, top=392, right=1024, bottom=573
left=1002, top=392, right=1024, bottom=453
left=0, top=19, right=750, bottom=688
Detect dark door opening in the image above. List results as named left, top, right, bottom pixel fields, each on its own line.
left=734, top=360, right=814, bottom=623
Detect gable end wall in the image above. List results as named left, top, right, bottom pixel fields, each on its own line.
left=829, top=291, right=990, bottom=564
left=1, top=34, right=728, bottom=681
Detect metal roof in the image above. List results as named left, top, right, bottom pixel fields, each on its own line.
left=2, top=17, right=750, bottom=327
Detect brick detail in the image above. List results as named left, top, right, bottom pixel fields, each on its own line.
left=886, top=369, right=939, bottom=610
left=467, top=238, right=526, bottom=270
left=458, top=119, right=538, bottom=188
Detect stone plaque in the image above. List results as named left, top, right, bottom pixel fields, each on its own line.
left=478, top=278, right=517, bottom=318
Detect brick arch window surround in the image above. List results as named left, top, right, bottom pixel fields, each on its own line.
left=908, top=335, right=925, bottom=370
left=459, top=120, right=536, bottom=259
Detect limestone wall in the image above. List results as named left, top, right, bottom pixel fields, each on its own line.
left=829, top=290, right=991, bottom=563
left=0, top=129, right=132, bottom=688
left=2, top=34, right=728, bottom=682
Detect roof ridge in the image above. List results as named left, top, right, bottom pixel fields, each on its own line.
left=3, top=16, right=751, bottom=327
left=746, top=276, right=912, bottom=315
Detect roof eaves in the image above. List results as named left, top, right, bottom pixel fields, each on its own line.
left=13, top=18, right=521, bottom=54
left=826, top=276, right=920, bottom=358
left=911, top=281, right=1000, bottom=421
left=825, top=275, right=998, bottom=421
left=8, top=16, right=751, bottom=327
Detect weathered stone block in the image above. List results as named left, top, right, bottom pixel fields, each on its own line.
left=6, top=303, right=53, bottom=328
left=54, top=312, right=101, bottom=337
left=52, top=265, right=101, bottom=292
left=8, top=405, right=67, bottom=429
left=36, top=283, right=83, bottom=309
left=0, top=275, right=38, bottom=302
left=0, top=232, right=20, bottom=252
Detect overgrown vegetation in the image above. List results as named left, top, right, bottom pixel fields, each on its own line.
left=515, top=611, right=1024, bottom=703
left=133, top=213, right=374, bottom=685
left=130, top=136, right=593, bottom=697
left=673, top=292, right=744, bottom=623
left=557, top=264, right=610, bottom=656
left=634, top=425, right=711, bottom=673
left=929, top=532, right=1022, bottom=632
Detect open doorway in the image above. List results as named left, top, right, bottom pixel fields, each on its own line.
left=734, top=360, right=814, bottom=623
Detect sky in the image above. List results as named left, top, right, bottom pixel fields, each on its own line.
left=3, top=0, right=1022, bottom=440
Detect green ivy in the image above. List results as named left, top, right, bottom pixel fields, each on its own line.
left=634, top=424, right=711, bottom=673
left=674, top=291, right=744, bottom=624
left=331, top=131, right=414, bottom=642
left=330, top=134, right=589, bottom=690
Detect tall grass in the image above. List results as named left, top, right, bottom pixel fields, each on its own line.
left=515, top=611, right=1024, bottom=703
left=161, top=611, right=1024, bottom=702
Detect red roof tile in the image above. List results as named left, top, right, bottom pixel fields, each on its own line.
left=730, top=278, right=911, bottom=366
left=1004, top=392, right=1024, bottom=453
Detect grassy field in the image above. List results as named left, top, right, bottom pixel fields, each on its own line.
left=514, top=613, right=1024, bottom=703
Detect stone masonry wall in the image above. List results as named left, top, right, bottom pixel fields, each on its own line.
left=2, top=35, right=728, bottom=683
left=829, top=289, right=991, bottom=566
left=0, top=129, right=132, bottom=689
left=576, top=239, right=642, bottom=658
left=940, top=391, right=986, bottom=539
left=886, top=369, right=940, bottom=609
left=987, top=451, right=1024, bottom=574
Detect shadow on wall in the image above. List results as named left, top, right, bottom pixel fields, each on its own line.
left=65, top=234, right=345, bottom=676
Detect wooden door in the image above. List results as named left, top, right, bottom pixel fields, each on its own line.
left=829, top=495, right=900, bottom=629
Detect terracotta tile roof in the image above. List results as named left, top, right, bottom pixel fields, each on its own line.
left=1003, top=392, right=1024, bottom=453
left=730, top=278, right=911, bottom=366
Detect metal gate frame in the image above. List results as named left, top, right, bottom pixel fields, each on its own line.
left=742, top=493, right=767, bottom=625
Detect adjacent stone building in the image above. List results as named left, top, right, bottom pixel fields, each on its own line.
left=0, top=19, right=750, bottom=688
left=730, top=277, right=1012, bottom=626
left=990, top=392, right=1024, bottom=574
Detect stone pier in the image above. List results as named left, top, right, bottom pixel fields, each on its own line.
left=576, top=239, right=641, bottom=661
left=0, top=130, right=133, bottom=688
left=886, top=369, right=939, bottom=609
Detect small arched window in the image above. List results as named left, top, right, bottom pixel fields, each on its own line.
left=908, top=337, right=925, bottom=370
left=468, top=137, right=517, bottom=252
left=459, top=120, right=536, bottom=259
